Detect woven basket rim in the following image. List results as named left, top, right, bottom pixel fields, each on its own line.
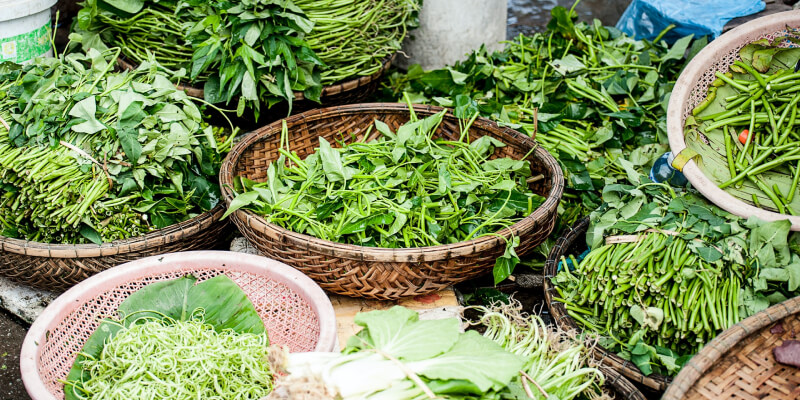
left=0, top=205, right=224, bottom=258
left=661, top=295, right=800, bottom=399
left=543, top=217, right=673, bottom=391
left=600, top=364, right=647, bottom=400
left=219, top=102, right=564, bottom=260
left=116, top=54, right=396, bottom=101
left=666, top=10, right=800, bottom=231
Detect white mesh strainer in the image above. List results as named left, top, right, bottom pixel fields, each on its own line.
left=667, top=10, right=800, bottom=230
left=19, top=251, right=338, bottom=400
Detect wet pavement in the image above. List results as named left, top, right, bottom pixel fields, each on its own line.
left=0, top=311, right=29, bottom=400
left=507, top=0, right=630, bottom=37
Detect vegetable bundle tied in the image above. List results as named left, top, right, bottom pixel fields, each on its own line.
left=687, top=33, right=800, bottom=215
left=76, top=0, right=325, bottom=118
left=225, top=105, right=545, bottom=283
left=0, top=46, right=233, bottom=244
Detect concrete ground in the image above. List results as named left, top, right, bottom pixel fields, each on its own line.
left=0, top=311, right=29, bottom=400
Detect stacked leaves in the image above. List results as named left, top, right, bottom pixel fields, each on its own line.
left=553, top=173, right=800, bottom=376
left=384, top=5, right=704, bottom=266
left=294, top=0, right=421, bottom=85
left=0, top=46, right=232, bottom=244
left=76, top=0, right=325, bottom=118
left=224, top=108, right=545, bottom=283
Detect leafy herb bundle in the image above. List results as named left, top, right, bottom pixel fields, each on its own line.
left=76, top=0, right=325, bottom=118
left=553, top=173, right=800, bottom=376
left=0, top=44, right=234, bottom=244
left=686, top=32, right=800, bottom=214
left=383, top=4, right=705, bottom=266
left=224, top=104, right=545, bottom=283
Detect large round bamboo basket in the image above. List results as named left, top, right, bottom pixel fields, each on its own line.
left=0, top=207, right=230, bottom=291
left=663, top=296, right=800, bottom=399
left=220, top=103, right=564, bottom=300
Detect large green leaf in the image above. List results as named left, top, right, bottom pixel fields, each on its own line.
left=64, top=275, right=264, bottom=400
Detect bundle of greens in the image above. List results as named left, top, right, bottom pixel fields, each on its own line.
left=223, top=103, right=545, bottom=283
left=293, top=0, right=421, bottom=85
left=0, top=43, right=234, bottom=244
left=686, top=32, right=800, bottom=215
left=269, top=305, right=609, bottom=400
left=64, top=275, right=272, bottom=400
left=552, top=173, right=800, bottom=376
left=383, top=3, right=705, bottom=267
left=75, top=0, right=325, bottom=118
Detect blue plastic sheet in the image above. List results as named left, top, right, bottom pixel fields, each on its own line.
left=616, top=0, right=766, bottom=43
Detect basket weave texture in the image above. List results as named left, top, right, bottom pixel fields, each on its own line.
left=667, top=11, right=800, bottom=230
left=220, top=103, right=564, bottom=300
left=20, top=251, right=335, bottom=400
left=117, top=55, right=394, bottom=114
left=544, top=218, right=672, bottom=391
left=662, top=296, right=800, bottom=400
left=0, top=206, right=230, bottom=291
left=600, top=365, right=647, bottom=400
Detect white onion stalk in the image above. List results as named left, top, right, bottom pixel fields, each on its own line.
left=470, top=301, right=610, bottom=400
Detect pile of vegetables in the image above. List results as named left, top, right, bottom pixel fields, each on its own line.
left=65, top=275, right=273, bottom=399
left=76, top=0, right=325, bottom=117
left=224, top=102, right=545, bottom=283
left=293, top=0, right=421, bottom=85
left=686, top=32, right=800, bottom=215
left=76, top=0, right=420, bottom=117
left=552, top=173, right=800, bottom=376
left=383, top=3, right=705, bottom=268
left=0, top=43, right=234, bottom=244
left=270, top=304, right=609, bottom=400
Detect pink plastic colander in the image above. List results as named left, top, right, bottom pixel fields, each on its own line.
left=19, top=251, right=338, bottom=400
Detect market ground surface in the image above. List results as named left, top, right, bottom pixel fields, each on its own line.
left=0, top=311, right=28, bottom=400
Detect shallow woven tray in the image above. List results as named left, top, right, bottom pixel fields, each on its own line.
left=667, top=10, right=800, bottom=230
left=220, top=103, right=564, bottom=300
left=543, top=218, right=672, bottom=391
left=662, top=296, right=800, bottom=399
left=20, top=251, right=338, bottom=400
left=0, top=206, right=230, bottom=291
left=117, top=54, right=395, bottom=115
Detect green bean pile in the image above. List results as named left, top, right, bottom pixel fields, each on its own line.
left=553, top=233, right=742, bottom=375
left=66, top=318, right=273, bottom=399
left=693, top=64, right=800, bottom=214
left=294, top=0, right=420, bottom=85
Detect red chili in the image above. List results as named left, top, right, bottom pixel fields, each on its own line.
left=738, top=129, right=749, bottom=144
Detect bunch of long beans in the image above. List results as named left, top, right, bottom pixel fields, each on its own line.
left=553, top=233, right=742, bottom=370
left=294, top=0, right=420, bottom=85
left=693, top=63, right=800, bottom=214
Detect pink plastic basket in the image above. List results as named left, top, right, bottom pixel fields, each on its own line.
left=19, top=251, right=338, bottom=400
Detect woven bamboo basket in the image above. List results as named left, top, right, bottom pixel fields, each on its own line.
left=662, top=296, right=800, bottom=399
left=667, top=11, right=800, bottom=230
left=601, top=365, right=647, bottom=400
left=117, top=54, right=395, bottom=115
left=220, top=103, right=564, bottom=300
left=0, top=206, right=230, bottom=291
left=543, top=218, right=672, bottom=391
